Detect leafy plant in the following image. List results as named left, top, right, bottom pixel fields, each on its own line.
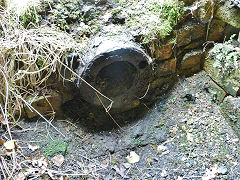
left=48, top=0, right=83, bottom=30
left=42, top=139, right=69, bottom=158
left=209, top=34, right=239, bottom=75
left=20, top=6, right=41, bottom=28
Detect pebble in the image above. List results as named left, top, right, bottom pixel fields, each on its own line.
left=132, top=125, right=144, bottom=138
left=155, top=130, right=167, bottom=143
left=218, top=166, right=228, bottom=175
left=157, top=145, right=168, bottom=153
left=122, top=163, right=131, bottom=169
left=161, top=169, right=167, bottom=177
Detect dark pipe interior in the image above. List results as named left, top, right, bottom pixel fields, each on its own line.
left=95, top=61, right=137, bottom=97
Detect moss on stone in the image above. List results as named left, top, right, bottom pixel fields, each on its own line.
left=117, top=0, right=185, bottom=44
left=215, top=1, right=240, bottom=28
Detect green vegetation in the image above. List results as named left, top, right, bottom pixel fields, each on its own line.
left=209, top=34, right=239, bottom=75
left=42, top=139, right=69, bottom=158
left=48, top=0, right=83, bottom=30
left=20, top=6, right=41, bottom=28
left=132, top=137, right=144, bottom=146
left=116, top=0, right=185, bottom=44
left=48, top=0, right=101, bottom=33
left=0, top=10, right=82, bottom=123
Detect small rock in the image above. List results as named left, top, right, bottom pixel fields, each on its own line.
left=183, top=93, right=196, bottom=102
left=132, top=125, right=144, bottom=138
left=105, top=140, right=116, bottom=153
left=218, top=166, right=228, bottom=175
left=155, top=130, right=167, bottom=143
left=157, top=145, right=168, bottom=154
left=51, top=155, right=64, bottom=167
left=122, top=163, right=131, bottom=169
left=161, top=169, right=167, bottom=178
left=105, top=175, right=112, bottom=180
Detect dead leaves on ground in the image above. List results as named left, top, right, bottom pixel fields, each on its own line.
left=0, top=113, right=7, bottom=125
left=28, top=143, right=40, bottom=152
left=15, top=153, right=67, bottom=180
left=0, top=140, right=67, bottom=179
left=126, top=151, right=140, bottom=164
left=0, top=139, right=18, bottom=155
left=51, top=154, right=64, bottom=167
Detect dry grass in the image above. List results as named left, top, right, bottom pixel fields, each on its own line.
left=0, top=7, right=84, bottom=178
left=0, top=4, right=116, bottom=177
left=0, top=9, right=83, bottom=124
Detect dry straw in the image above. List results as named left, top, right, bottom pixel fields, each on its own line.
left=0, top=9, right=83, bottom=125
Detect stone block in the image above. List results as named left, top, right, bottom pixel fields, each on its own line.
left=179, top=0, right=196, bottom=6
left=221, top=96, right=240, bottom=138
left=150, top=40, right=174, bottom=60
left=204, top=57, right=240, bottom=97
left=181, top=50, right=203, bottom=69
left=207, top=19, right=226, bottom=41
left=176, top=24, right=205, bottom=47
left=205, top=79, right=227, bottom=104
left=215, top=1, right=240, bottom=28
left=155, top=58, right=177, bottom=77
left=24, top=91, right=63, bottom=119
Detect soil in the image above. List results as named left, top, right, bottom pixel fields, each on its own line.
left=1, top=71, right=240, bottom=179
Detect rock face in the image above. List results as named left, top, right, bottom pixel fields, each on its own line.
left=176, top=24, right=205, bottom=47
left=13, top=0, right=239, bottom=128
left=181, top=50, right=205, bottom=76
left=205, top=80, right=227, bottom=104
left=204, top=57, right=240, bottom=97
left=215, top=0, right=240, bottom=28
left=24, top=91, right=63, bottom=119
left=221, top=96, right=240, bottom=137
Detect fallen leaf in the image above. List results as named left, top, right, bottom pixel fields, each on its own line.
left=202, top=164, right=218, bottom=180
left=112, top=165, right=126, bottom=178
left=122, top=163, right=131, bottom=169
left=126, top=151, right=140, bottom=164
left=51, top=154, right=64, bottom=167
left=28, top=144, right=40, bottom=152
left=16, top=171, right=26, bottom=180
left=65, top=125, right=71, bottom=132
left=0, top=139, right=5, bottom=146
left=60, top=176, right=68, bottom=180
left=0, top=114, right=7, bottom=125
left=4, top=140, right=16, bottom=152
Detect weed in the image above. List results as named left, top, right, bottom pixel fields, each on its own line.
left=132, top=137, right=144, bottom=146
left=42, top=139, right=69, bottom=158
left=48, top=0, right=83, bottom=30
left=0, top=10, right=83, bottom=124
left=209, top=34, right=239, bottom=75
left=20, top=6, right=41, bottom=28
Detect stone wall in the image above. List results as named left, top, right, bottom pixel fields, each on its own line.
left=11, top=0, right=239, bottom=130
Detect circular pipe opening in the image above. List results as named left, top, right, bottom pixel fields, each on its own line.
left=95, top=61, right=137, bottom=97
left=138, top=60, right=148, bottom=69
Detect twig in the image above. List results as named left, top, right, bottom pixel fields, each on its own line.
left=138, top=83, right=150, bottom=100
left=57, top=59, right=114, bottom=111
left=95, top=92, right=122, bottom=130
left=0, top=68, right=12, bottom=140
left=16, top=94, right=65, bottom=137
